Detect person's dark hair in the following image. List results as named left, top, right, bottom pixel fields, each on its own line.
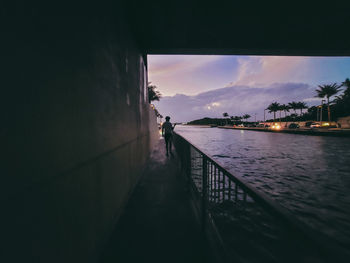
left=165, top=116, right=170, bottom=120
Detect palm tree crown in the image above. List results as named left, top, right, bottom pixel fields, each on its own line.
left=341, top=78, right=350, bottom=97
left=222, top=112, right=229, bottom=125
left=243, top=114, right=251, bottom=122
left=316, top=83, right=341, bottom=121
left=148, top=84, right=162, bottom=103
left=316, top=83, right=342, bottom=102
left=288, top=101, right=299, bottom=114
left=267, top=102, right=280, bottom=121
left=232, top=116, right=241, bottom=124
left=296, top=101, right=308, bottom=115
left=280, top=104, right=290, bottom=118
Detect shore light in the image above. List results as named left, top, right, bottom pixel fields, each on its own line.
left=271, top=123, right=281, bottom=130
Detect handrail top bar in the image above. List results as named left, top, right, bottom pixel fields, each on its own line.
left=173, top=131, right=346, bottom=257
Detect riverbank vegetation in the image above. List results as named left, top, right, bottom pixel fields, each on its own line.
left=148, top=83, right=163, bottom=123
left=188, top=78, right=350, bottom=125
left=265, top=78, right=350, bottom=122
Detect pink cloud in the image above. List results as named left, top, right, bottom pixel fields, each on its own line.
left=148, top=55, right=223, bottom=96
left=148, top=55, right=221, bottom=77
left=232, top=56, right=311, bottom=86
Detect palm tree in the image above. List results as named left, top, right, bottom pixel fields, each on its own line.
left=280, top=104, right=290, bottom=119
left=288, top=101, right=299, bottom=122
left=341, top=78, right=350, bottom=97
left=277, top=104, right=283, bottom=124
left=243, top=114, right=251, bottom=124
left=335, top=79, right=350, bottom=105
left=223, top=112, right=229, bottom=125
left=232, top=116, right=241, bottom=125
left=267, top=102, right=280, bottom=122
left=148, top=83, right=162, bottom=103
left=288, top=101, right=298, bottom=115
left=279, top=104, right=289, bottom=127
left=297, top=102, right=308, bottom=116
left=316, top=83, right=342, bottom=121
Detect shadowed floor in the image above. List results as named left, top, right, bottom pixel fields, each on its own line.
left=100, top=137, right=211, bottom=263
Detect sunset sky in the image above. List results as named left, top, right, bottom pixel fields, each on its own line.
left=148, top=55, right=350, bottom=122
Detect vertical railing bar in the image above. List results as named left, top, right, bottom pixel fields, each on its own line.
left=217, top=167, right=219, bottom=202
left=213, top=166, right=217, bottom=203
left=222, top=171, right=224, bottom=202
left=211, top=163, right=214, bottom=202
left=209, top=162, right=212, bottom=202
left=207, top=159, right=209, bottom=194
left=206, top=160, right=208, bottom=199
left=225, top=173, right=228, bottom=201
left=217, top=169, right=220, bottom=203
left=188, top=143, right=191, bottom=178
left=223, top=172, right=225, bottom=202
left=229, top=179, right=232, bottom=202
left=219, top=169, right=221, bottom=202
left=217, top=167, right=219, bottom=203
left=213, top=164, right=215, bottom=202
left=202, top=155, right=208, bottom=231
left=222, top=170, right=224, bottom=203
left=218, top=170, right=222, bottom=203
left=235, top=183, right=238, bottom=202
left=213, top=166, right=215, bottom=203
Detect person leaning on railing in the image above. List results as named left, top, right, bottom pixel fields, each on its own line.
left=161, top=116, right=176, bottom=156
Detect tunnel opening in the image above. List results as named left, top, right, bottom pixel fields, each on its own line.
left=146, top=54, right=350, bottom=262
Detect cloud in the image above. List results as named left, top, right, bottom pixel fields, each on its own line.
left=148, top=55, right=221, bottom=77
left=148, top=55, right=350, bottom=121
left=148, top=55, right=350, bottom=98
left=303, top=97, right=321, bottom=102
left=147, top=55, right=230, bottom=96
left=154, top=82, right=318, bottom=123
left=231, top=56, right=310, bottom=86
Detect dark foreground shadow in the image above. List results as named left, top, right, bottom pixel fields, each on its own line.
left=99, top=138, right=211, bottom=263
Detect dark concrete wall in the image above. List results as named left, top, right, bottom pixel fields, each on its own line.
left=1, top=5, right=158, bottom=263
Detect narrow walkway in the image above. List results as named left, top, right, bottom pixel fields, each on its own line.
left=100, top=137, right=210, bottom=263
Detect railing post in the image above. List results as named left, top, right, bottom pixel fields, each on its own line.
left=202, top=156, right=208, bottom=231
left=187, top=143, right=191, bottom=178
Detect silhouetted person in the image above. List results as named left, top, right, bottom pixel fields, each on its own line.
left=162, top=116, right=176, bottom=156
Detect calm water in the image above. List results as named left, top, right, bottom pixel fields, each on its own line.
left=176, top=125, right=350, bottom=250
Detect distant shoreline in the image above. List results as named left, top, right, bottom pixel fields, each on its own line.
left=181, top=124, right=350, bottom=137
left=184, top=124, right=212, bottom=128
left=218, top=126, right=350, bottom=137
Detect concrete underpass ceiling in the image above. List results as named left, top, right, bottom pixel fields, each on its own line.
left=125, top=1, right=350, bottom=56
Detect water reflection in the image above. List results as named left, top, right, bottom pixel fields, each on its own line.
left=176, top=125, right=350, bottom=249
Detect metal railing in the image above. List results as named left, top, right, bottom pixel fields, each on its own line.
left=173, top=132, right=347, bottom=263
